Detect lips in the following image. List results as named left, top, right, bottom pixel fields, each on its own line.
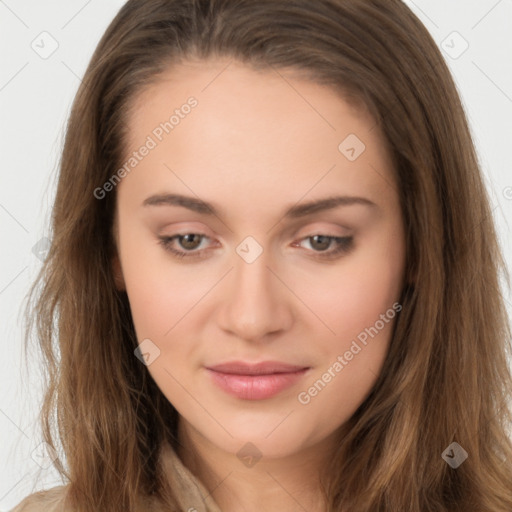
left=205, top=360, right=310, bottom=400
left=206, top=360, right=309, bottom=375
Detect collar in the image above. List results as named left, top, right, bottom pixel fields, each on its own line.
left=160, top=442, right=224, bottom=512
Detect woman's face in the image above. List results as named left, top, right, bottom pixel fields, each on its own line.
left=113, top=59, right=406, bottom=459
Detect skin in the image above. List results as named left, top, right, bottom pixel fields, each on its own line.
left=112, top=58, right=406, bottom=512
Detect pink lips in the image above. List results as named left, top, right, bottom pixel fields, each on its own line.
left=206, top=361, right=310, bottom=400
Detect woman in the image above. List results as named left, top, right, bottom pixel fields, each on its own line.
left=12, top=0, right=512, bottom=511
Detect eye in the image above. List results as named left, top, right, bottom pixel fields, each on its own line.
left=294, top=235, right=354, bottom=260
left=158, top=233, right=212, bottom=260
left=157, top=233, right=354, bottom=261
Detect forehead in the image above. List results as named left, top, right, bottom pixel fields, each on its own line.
left=127, top=58, right=375, bottom=143
left=119, top=59, right=396, bottom=213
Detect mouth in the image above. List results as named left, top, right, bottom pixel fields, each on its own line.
left=206, top=360, right=309, bottom=375
left=205, top=361, right=311, bottom=400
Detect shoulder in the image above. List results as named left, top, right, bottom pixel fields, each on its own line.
left=9, top=485, right=70, bottom=512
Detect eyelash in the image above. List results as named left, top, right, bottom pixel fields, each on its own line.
left=157, top=233, right=354, bottom=261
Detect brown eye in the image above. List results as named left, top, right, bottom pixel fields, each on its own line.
left=158, top=233, right=354, bottom=262
left=177, top=234, right=204, bottom=251
left=296, top=235, right=354, bottom=260
left=157, top=233, right=211, bottom=260
left=309, top=235, right=332, bottom=251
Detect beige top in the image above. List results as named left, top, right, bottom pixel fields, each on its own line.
left=10, top=443, right=223, bottom=512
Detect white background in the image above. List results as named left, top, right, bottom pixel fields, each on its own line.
left=1, top=0, right=511, bottom=509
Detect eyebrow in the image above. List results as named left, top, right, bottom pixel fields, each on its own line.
left=142, top=193, right=377, bottom=218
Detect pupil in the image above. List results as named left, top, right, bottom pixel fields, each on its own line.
left=181, top=234, right=200, bottom=250
left=312, top=235, right=330, bottom=251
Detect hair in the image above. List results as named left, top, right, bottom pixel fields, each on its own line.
left=23, top=0, right=512, bottom=510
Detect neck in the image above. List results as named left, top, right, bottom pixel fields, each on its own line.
left=176, top=418, right=335, bottom=512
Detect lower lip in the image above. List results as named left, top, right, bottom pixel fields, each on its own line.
left=206, top=368, right=310, bottom=400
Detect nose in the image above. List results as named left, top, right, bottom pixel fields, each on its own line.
left=216, top=248, right=294, bottom=343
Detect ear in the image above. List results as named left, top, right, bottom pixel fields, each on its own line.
left=112, top=253, right=126, bottom=291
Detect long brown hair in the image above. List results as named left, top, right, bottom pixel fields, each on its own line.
left=23, top=0, right=512, bottom=510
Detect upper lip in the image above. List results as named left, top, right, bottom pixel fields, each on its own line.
left=206, top=361, right=309, bottom=375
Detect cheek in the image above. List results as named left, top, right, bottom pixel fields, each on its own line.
left=295, top=250, right=402, bottom=422
left=304, top=237, right=403, bottom=347
left=118, top=223, right=208, bottom=338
